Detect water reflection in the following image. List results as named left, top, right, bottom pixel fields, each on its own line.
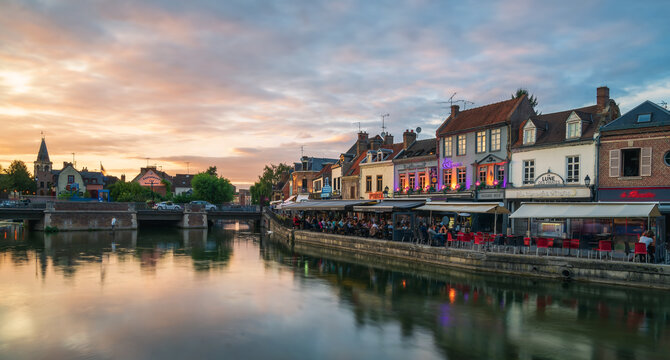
left=1, top=223, right=669, bottom=359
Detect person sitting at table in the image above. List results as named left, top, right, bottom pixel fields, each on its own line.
left=639, top=230, right=655, bottom=262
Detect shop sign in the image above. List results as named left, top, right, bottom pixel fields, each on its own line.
left=534, top=172, right=564, bottom=186
left=442, top=159, right=463, bottom=169
left=369, top=192, right=384, bottom=200
left=478, top=190, right=504, bottom=200
left=599, top=187, right=670, bottom=202
left=321, top=185, right=332, bottom=198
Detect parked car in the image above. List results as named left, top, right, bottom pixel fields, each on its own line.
left=153, top=201, right=182, bottom=211
left=190, top=200, right=217, bottom=211
left=0, top=200, right=17, bottom=208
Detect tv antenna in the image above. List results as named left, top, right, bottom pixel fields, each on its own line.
left=300, top=145, right=305, bottom=157
left=145, top=158, right=150, bottom=167
left=186, top=162, right=190, bottom=175
left=458, top=100, right=475, bottom=110
left=660, top=101, right=668, bottom=109
left=352, top=121, right=362, bottom=132
left=380, top=113, right=389, bottom=134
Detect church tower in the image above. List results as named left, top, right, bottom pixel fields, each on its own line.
left=35, top=136, right=53, bottom=196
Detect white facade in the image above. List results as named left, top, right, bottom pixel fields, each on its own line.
left=359, top=151, right=396, bottom=199
left=331, top=164, right=342, bottom=197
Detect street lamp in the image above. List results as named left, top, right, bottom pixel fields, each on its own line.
left=584, top=175, right=591, bottom=187
left=383, top=186, right=389, bottom=198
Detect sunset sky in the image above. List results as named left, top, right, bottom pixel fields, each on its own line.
left=1, top=0, right=669, bottom=188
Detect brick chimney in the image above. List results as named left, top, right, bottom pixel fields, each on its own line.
left=597, top=86, right=610, bottom=111
left=403, top=129, right=417, bottom=150
left=370, top=137, right=382, bottom=151
left=356, top=132, right=369, bottom=155
left=384, top=133, right=394, bottom=145
left=451, top=105, right=460, bottom=116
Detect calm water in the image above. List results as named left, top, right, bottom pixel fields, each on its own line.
left=1, top=224, right=669, bottom=360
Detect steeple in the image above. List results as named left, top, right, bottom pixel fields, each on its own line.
left=36, top=137, right=50, bottom=163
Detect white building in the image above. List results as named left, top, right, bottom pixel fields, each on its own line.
left=358, top=144, right=403, bottom=199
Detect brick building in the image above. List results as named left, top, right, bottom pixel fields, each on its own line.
left=598, top=100, right=670, bottom=252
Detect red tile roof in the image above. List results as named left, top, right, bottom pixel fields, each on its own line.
left=437, top=96, right=525, bottom=136
left=346, top=143, right=403, bottom=176
left=314, top=163, right=332, bottom=178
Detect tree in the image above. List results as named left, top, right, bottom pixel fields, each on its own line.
left=108, top=181, right=156, bottom=202
left=512, top=88, right=538, bottom=111
left=205, top=166, right=217, bottom=176
left=2, top=160, right=36, bottom=195
left=250, top=163, right=291, bottom=205
left=191, top=173, right=234, bottom=204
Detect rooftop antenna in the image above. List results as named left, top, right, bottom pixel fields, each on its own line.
left=660, top=101, right=668, bottom=110
left=353, top=121, right=361, bottom=132
left=186, top=162, right=190, bottom=175
left=459, top=99, right=475, bottom=110
left=380, top=113, right=389, bottom=135
left=300, top=145, right=305, bottom=158
left=437, top=92, right=458, bottom=115
left=145, top=158, right=150, bottom=167
left=71, top=152, right=76, bottom=167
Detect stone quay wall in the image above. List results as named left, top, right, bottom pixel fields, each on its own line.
left=42, top=202, right=137, bottom=231
left=263, top=211, right=670, bottom=289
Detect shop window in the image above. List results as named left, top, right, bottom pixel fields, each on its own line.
left=444, top=137, right=452, bottom=157
left=409, top=175, right=416, bottom=189
left=365, top=176, right=372, bottom=192
left=490, top=129, right=501, bottom=151
left=566, top=156, right=580, bottom=183
left=476, top=131, right=487, bottom=153
left=622, top=148, right=640, bottom=177
left=399, top=174, right=407, bottom=189
left=523, top=160, right=535, bottom=184
left=457, top=135, right=466, bottom=156
left=443, top=170, right=452, bottom=188
left=419, top=172, right=426, bottom=188
left=376, top=175, right=383, bottom=192
left=457, top=167, right=466, bottom=187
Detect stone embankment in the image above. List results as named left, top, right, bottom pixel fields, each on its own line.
left=263, top=211, right=670, bottom=289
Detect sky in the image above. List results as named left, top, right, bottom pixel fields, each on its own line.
left=1, top=0, right=669, bottom=188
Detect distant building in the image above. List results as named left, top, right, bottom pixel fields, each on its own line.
left=80, top=168, right=105, bottom=199
left=291, top=156, right=337, bottom=196
left=392, top=133, right=437, bottom=196
left=312, top=164, right=333, bottom=199
left=34, top=137, right=54, bottom=196
left=55, top=162, right=85, bottom=196
left=132, top=167, right=172, bottom=197
left=173, top=174, right=193, bottom=195
left=238, top=189, right=251, bottom=206
left=358, top=139, right=403, bottom=199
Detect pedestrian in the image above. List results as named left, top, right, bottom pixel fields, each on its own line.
left=111, top=217, right=117, bottom=230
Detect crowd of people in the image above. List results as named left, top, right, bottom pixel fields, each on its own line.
left=293, top=214, right=395, bottom=240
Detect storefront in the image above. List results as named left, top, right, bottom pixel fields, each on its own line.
left=414, top=202, right=510, bottom=234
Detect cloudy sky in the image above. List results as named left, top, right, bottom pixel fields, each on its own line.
left=1, top=0, right=669, bottom=188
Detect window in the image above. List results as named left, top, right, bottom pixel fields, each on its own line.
left=365, top=176, right=372, bottom=192
left=67, top=175, right=74, bottom=184
left=622, top=148, right=641, bottom=177
left=419, top=172, right=426, bottom=188
left=457, top=167, right=466, bottom=186
left=637, top=113, right=652, bottom=123
left=301, top=179, right=307, bottom=191
left=478, top=166, right=487, bottom=184
left=40, top=181, right=44, bottom=188
left=567, top=121, right=580, bottom=139
left=376, top=175, right=383, bottom=192
left=444, top=137, right=452, bottom=157
left=476, top=131, right=487, bottom=153
left=443, top=170, right=452, bottom=188
left=665, top=151, right=670, bottom=166
left=523, top=160, right=535, bottom=184
left=496, top=165, right=505, bottom=183
left=566, top=156, right=580, bottom=183
left=409, top=175, right=416, bottom=189
left=490, top=129, right=501, bottom=151
left=314, top=180, right=322, bottom=192
left=457, top=135, right=466, bottom=156
left=399, top=174, right=407, bottom=189
left=523, top=128, right=535, bottom=144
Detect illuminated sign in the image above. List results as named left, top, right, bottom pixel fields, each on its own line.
left=599, top=187, right=670, bottom=202
left=620, top=190, right=655, bottom=199
left=442, top=159, right=463, bottom=169
left=369, top=192, right=384, bottom=200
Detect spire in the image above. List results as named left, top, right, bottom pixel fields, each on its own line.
left=36, top=137, right=50, bottom=163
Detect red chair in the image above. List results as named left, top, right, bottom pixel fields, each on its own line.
left=595, top=240, right=613, bottom=260
left=524, top=237, right=532, bottom=253
left=634, top=243, right=648, bottom=263
left=571, top=239, right=581, bottom=258
left=536, top=238, right=550, bottom=256
left=562, top=239, right=573, bottom=256
left=474, top=234, right=485, bottom=251
left=447, top=232, right=456, bottom=247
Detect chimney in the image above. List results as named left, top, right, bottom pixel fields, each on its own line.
left=597, top=86, right=609, bottom=110
left=384, top=133, right=394, bottom=145
left=451, top=105, right=460, bottom=116
left=403, top=129, right=417, bottom=150
left=370, top=137, right=382, bottom=151
left=356, top=131, right=369, bottom=155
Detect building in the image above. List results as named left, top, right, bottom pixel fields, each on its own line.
left=291, top=156, right=337, bottom=196
left=80, top=169, right=105, bottom=199
left=312, top=164, right=333, bottom=199
left=598, top=100, right=670, bottom=246
left=332, top=132, right=387, bottom=199
left=358, top=139, right=403, bottom=199
left=132, top=167, right=172, bottom=197
left=507, top=87, right=620, bottom=235
left=173, top=174, right=193, bottom=195
left=34, top=137, right=54, bottom=196
left=436, top=96, right=535, bottom=201
left=341, top=151, right=367, bottom=200
left=237, top=189, right=251, bottom=206
left=55, top=162, right=85, bottom=196
left=393, top=132, right=438, bottom=196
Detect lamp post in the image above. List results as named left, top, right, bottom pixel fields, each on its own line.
left=383, top=186, right=389, bottom=198
left=584, top=175, right=593, bottom=200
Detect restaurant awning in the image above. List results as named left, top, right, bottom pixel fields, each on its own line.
left=509, top=202, right=662, bottom=218
left=281, top=200, right=374, bottom=211
left=414, top=202, right=510, bottom=214
left=352, top=200, right=426, bottom=213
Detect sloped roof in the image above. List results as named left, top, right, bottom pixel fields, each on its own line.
left=513, top=105, right=600, bottom=148
left=394, top=138, right=437, bottom=159
left=314, top=163, right=332, bottom=178
left=173, top=174, right=193, bottom=188
left=601, top=100, right=670, bottom=132
left=132, top=167, right=172, bottom=183
left=36, top=138, right=50, bottom=162
left=80, top=171, right=104, bottom=184
left=345, top=151, right=369, bottom=176
left=437, top=96, right=525, bottom=136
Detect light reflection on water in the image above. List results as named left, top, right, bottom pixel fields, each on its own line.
left=0, top=223, right=669, bottom=360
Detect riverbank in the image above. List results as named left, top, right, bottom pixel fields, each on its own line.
left=263, top=211, right=670, bottom=290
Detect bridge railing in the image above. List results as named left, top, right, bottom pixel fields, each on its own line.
left=217, top=205, right=260, bottom=212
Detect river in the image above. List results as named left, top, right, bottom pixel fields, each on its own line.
left=0, top=224, right=669, bottom=359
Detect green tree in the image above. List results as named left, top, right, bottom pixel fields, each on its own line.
left=2, top=160, right=36, bottom=194
left=191, top=173, right=234, bottom=204
left=512, top=88, right=539, bottom=111
left=250, top=163, right=291, bottom=205
left=205, top=166, right=217, bottom=176
left=108, top=181, right=156, bottom=202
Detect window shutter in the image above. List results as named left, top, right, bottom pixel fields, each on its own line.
left=641, top=147, right=652, bottom=176
left=609, top=150, right=620, bottom=177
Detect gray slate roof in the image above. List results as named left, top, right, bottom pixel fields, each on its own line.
left=601, top=100, right=670, bottom=132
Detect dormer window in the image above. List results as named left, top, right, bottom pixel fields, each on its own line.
left=522, top=122, right=536, bottom=145
left=637, top=113, right=652, bottom=123
left=566, top=113, right=582, bottom=139
left=377, top=152, right=384, bottom=161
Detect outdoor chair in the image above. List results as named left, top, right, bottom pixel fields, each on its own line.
left=595, top=240, right=613, bottom=260
left=523, top=237, right=532, bottom=254
left=562, top=239, right=573, bottom=256
left=633, top=243, right=648, bottom=263
left=447, top=232, right=456, bottom=247
left=536, top=238, right=550, bottom=256
left=474, top=234, right=485, bottom=251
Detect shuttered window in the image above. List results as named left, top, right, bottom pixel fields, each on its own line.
left=641, top=147, right=652, bottom=176
left=609, top=150, right=620, bottom=177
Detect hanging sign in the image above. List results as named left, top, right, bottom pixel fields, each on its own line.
left=442, top=159, right=463, bottom=169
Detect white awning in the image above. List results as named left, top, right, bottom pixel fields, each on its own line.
left=510, top=202, right=662, bottom=218
left=296, top=194, right=310, bottom=202
left=281, top=200, right=374, bottom=211
left=414, top=202, right=510, bottom=214
left=353, top=200, right=426, bottom=213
